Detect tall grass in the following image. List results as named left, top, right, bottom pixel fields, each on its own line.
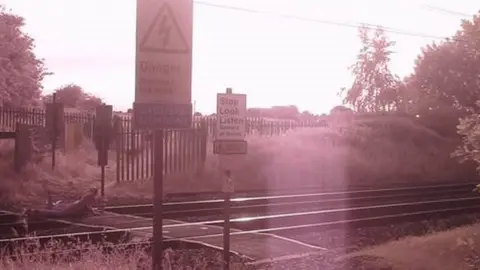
left=0, top=239, right=249, bottom=269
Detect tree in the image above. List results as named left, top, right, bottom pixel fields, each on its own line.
left=0, top=5, right=50, bottom=107
left=340, top=26, right=402, bottom=112
left=452, top=101, right=480, bottom=169
left=408, top=13, right=480, bottom=114
left=270, top=105, right=299, bottom=119
left=330, top=105, right=353, bottom=115
left=430, top=13, right=480, bottom=170
left=44, top=84, right=103, bottom=111
left=298, top=110, right=315, bottom=121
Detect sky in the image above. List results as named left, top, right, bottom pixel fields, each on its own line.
left=1, top=0, right=478, bottom=114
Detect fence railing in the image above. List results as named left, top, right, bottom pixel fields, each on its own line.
left=113, top=118, right=208, bottom=182
left=115, top=115, right=324, bottom=137
left=0, top=106, right=326, bottom=182
left=0, top=106, right=94, bottom=131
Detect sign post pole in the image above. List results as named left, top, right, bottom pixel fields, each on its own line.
left=214, top=87, right=247, bottom=270
left=153, top=129, right=164, bottom=270
left=223, top=169, right=233, bottom=270
left=135, top=1, right=194, bottom=269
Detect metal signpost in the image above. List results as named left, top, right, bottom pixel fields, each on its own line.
left=135, top=0, right=193, bottom=269
left=215, top=88, right=247, bottom=270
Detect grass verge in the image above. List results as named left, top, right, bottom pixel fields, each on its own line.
left=343, top=222, right=480, bottom=269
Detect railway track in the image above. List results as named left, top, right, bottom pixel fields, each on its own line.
left=0, top=182, right=478, bottom=250
left=0, top=183, right=477, bottom=232
left=1, top=195, right=480, bottom=252
left=105, top=182, right=477, bottom=218
left=0, top=182, right=474, bottom=235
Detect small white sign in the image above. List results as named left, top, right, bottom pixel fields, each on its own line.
left=213, top=140, right=247, bottom=155
left=216, top=93, right=247, bottom=141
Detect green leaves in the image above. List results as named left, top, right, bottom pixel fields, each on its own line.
left=0, top=5, right=49, bottom=107
left=44, top=84, right=103, bottom=112
left=341, top=26, right=403, bottom=113
left=410, top=13, right=480, bottom=114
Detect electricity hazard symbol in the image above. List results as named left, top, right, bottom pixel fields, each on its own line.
left=139, top=2, right=190, bottom=54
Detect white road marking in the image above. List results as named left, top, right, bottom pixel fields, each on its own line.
left=169, top=219, right=328, bottom=250
left=247, top=251, right=327, bottom=265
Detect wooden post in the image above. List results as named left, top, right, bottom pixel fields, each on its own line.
left=13, top=124, right=22, bottom=173
left=100, top=165, right=105, bottom=197
left=51, top=93, right=57, bottom=170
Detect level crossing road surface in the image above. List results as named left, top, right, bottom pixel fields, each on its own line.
left=57, top=211, right=326, bottom=261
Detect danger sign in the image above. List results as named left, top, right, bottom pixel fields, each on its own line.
left=134, top=0, right=193, bottom=129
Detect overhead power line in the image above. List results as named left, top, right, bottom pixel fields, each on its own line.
left=194, top=1, right=468, bottom=42
left=423, top=5, right=472, bottom=18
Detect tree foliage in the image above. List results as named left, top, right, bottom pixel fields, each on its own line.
left=409, top=14, right=480, bottom=114
left=330, top=105, right=353, bottom=115
left=452, top=102, right=480, bottom=169
left=0, top=5, right=49, bottom=107
left=44, top=84, right=103, bottom=112
left=341, top=13, right=480, bottom=170
left=407, top=12, right=480, bottom=169
left=340, top=26, right=403, bottom=112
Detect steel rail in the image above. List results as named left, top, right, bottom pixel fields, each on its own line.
left=0, top=183, right=475, bottom=236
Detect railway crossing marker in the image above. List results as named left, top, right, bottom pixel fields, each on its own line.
left=135, top=0, right=194, bottom=269
left=214, top=88, right=247, bottom=270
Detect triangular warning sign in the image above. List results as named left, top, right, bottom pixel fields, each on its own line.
left=139, top=3, right=190, bottom=54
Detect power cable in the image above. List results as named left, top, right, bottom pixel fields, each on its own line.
left=423, top=4, right=473, bottom=18
left=193, top=0, right=468, bottom=42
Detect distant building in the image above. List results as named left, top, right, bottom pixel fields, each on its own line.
left=248, top=105, right=299, bottom=120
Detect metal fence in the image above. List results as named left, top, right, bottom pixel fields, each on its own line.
left=0, top=106, right=326, bottom=182
left=113, top=117, right=208, bottom=182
